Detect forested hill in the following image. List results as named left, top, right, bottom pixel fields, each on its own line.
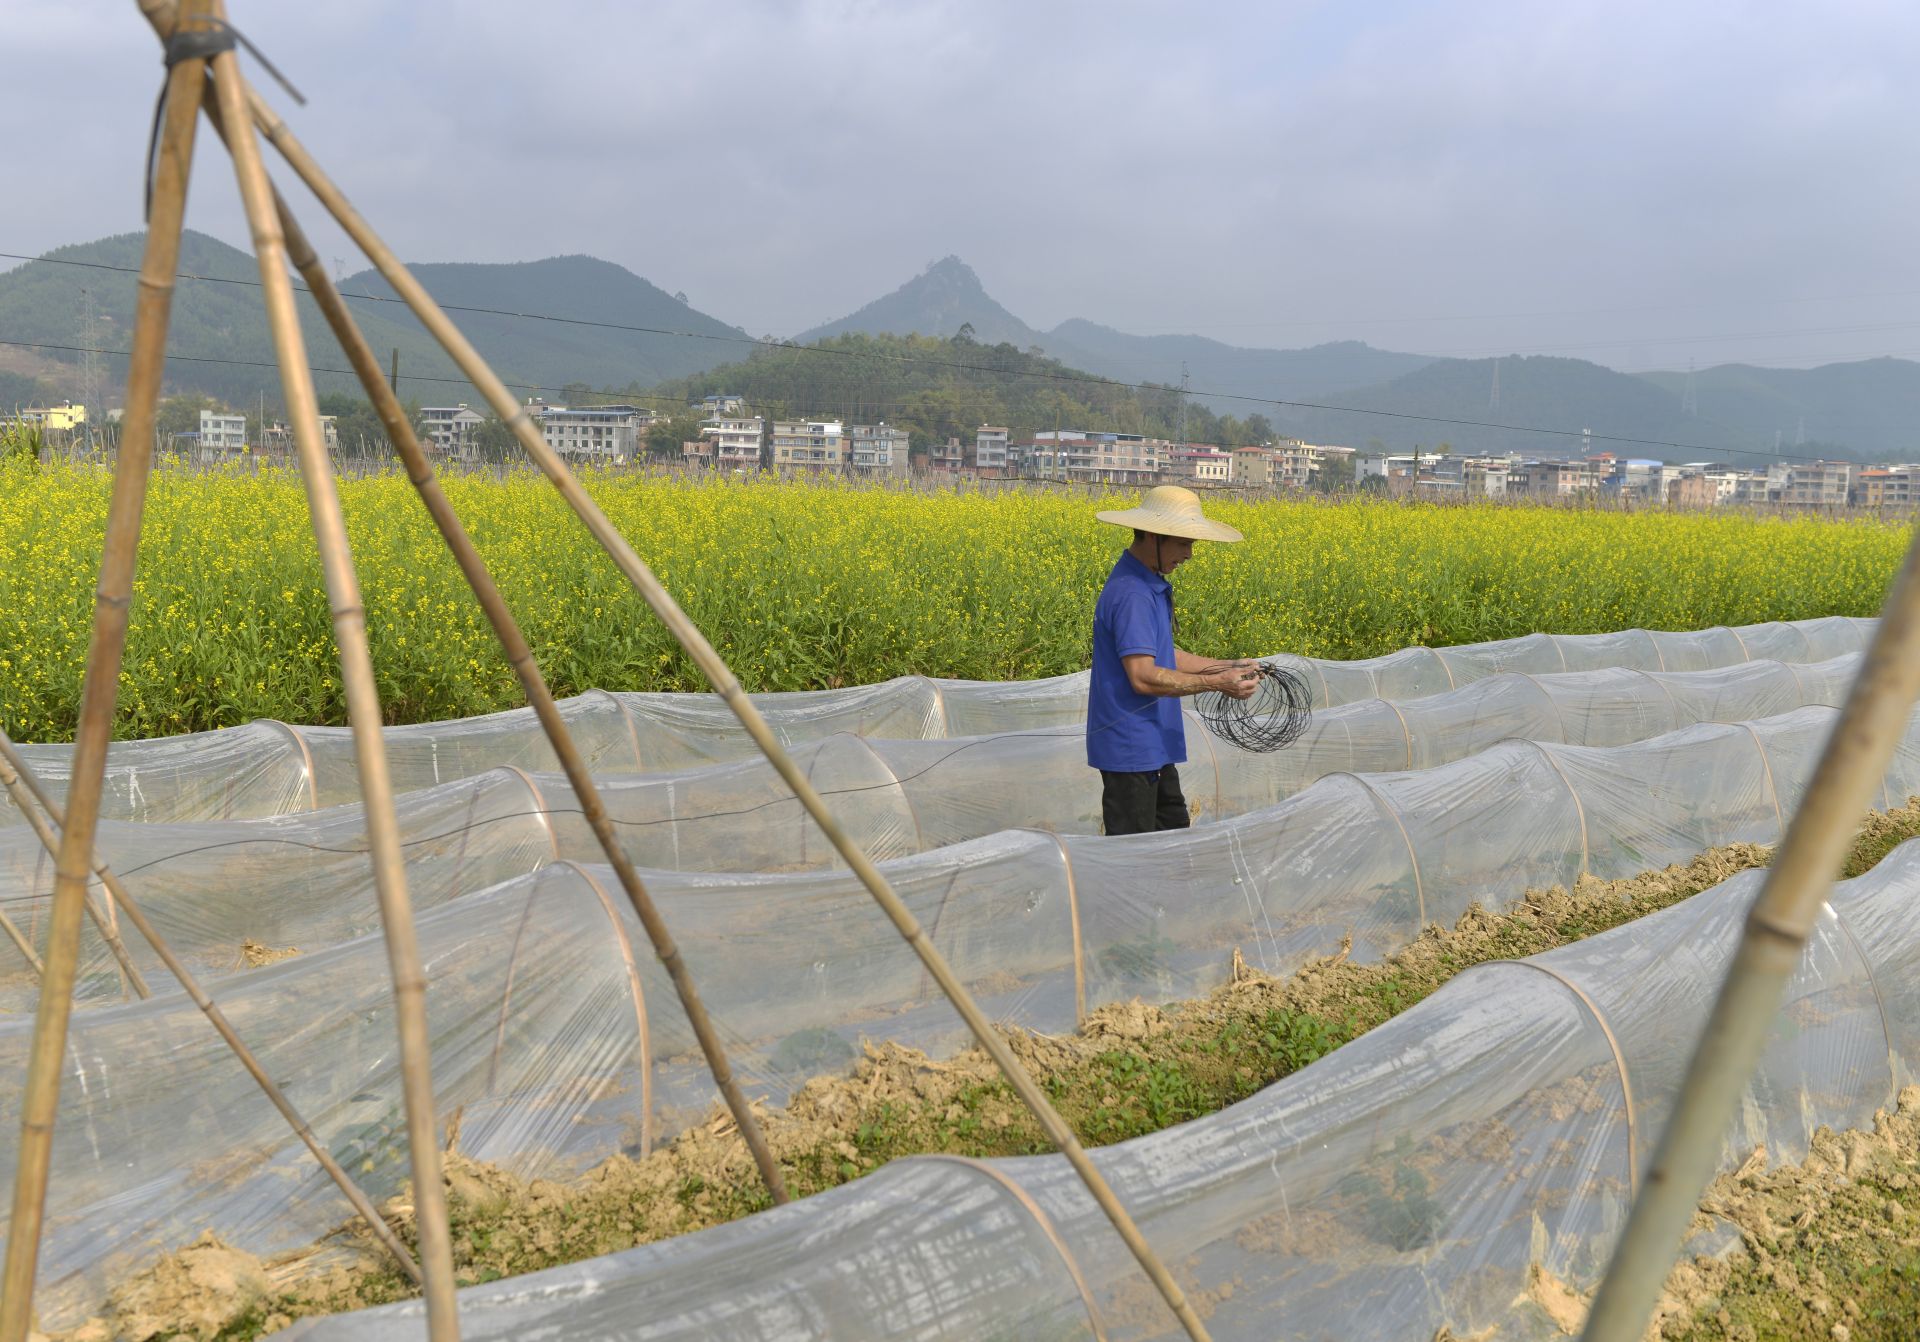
left=0, top=232, right=750, bottom=409
left=660, top=339, right=1913, bottom=464
left=795, top=255, right=1436, bottom=407
left=795, top=255, right=1040, bottom=348
left=656, top=332, right=1284, bottom=448
left=0, top=231, right=466, bottom=407
left=1042, top=321, right=1435, bottom=408
left=1275, top=354, right=1883, bottom=463
left=335, top=254, right=753, bottom=390
left=1635, top=358, right=1920, bottom=461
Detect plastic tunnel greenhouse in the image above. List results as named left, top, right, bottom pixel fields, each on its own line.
left=0, top=651, right=1875, bottom=1005
left=286, top=832, right=1920, bottom=1342
left=7, top=701, right=1920, bottom=1328
left=0, top=616, right=1871, bottom=826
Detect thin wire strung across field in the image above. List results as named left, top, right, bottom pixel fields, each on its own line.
left=0, top=248, right=1856, bottom=466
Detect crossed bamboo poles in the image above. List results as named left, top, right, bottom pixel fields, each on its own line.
left=1, top=3, right=1215, bottom=1340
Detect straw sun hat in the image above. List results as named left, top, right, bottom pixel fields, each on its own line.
left=1095, top=485, right=1244, bottom=543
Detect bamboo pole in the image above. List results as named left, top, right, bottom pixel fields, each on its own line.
left=0, top=733, right=422, bottom=1283
left=1581, top=531, right=1920, bottom=1342
left=200, top=18, right=460, bottom=1337
left=0, top=814, right=149, bottom=1004
left=0, top=775, right=150, bottom=1001
left=0, top=17, right=205, bottom=1336
left=0, top=907, right=43, bottom=982
left=246, top=151, right=788, bottom=1203
left=235, top=82, right=1210, bottom=1342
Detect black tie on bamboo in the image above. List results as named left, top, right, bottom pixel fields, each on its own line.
left=144, top=13, right=303, bottom=221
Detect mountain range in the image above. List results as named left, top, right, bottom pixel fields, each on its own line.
left=795, top=255, right=1436, bottom=406
left=0, top=232, right=749, bottom=413
left=790, top=258, right=1918, bottom=462
left=3, top=236, right=1917, bottom=461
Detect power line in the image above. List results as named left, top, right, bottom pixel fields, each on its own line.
left=1134, top=287, right=1920, bottom=333
left=0, top=335, right=1841, bottom=466
left=11, top=248, right=1910, bottom=378
left=0, top=252, right=1871, bottom=464
left=16, top=248, right=1916, bottom=342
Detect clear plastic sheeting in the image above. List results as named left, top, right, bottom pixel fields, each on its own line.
left=0, top=617, right=1872, bottom=824
left=285, top=837, right=1920, bottom=1342
left=7, top=704, right=1920, bottom=1326
left=0, top=658, right=1873, bottom=1004
left=0, top=720, right=320, bottom=827
left=0, top=863, right=653, bottom=1327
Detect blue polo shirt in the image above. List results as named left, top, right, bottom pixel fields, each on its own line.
left=1087, top=549, right=1186, bottom=772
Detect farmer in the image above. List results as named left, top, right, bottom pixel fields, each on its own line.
left=1088, top=485, right=1257, bottom=836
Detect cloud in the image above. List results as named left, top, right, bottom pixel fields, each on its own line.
left=4, top=0, right=1917, bottom=368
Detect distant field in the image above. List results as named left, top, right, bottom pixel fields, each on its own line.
left=0, top=462, right=1903, bottom=740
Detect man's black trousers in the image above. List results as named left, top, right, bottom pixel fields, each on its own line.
left=1099, top=765, right=1191, bottom=836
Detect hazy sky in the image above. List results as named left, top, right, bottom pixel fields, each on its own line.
left=6, top=0, right=1918, bottom=371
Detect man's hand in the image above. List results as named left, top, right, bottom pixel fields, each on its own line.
left=1202, top=661, right=1260, bottom=701
left=1123, top=654, right=1261, bottom=699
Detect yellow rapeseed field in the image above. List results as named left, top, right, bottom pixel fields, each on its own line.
left=0, top=461, right=1904, bottom=740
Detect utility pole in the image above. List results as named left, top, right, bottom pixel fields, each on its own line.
left=77, top=288, right=102, bottom=456
left=389, top=348, right=400, bottom=397
left=1489, top=357, right=1500, bottom=410
left=1681, top=359, right=1698, bottom=416
left=1177, top=360, right=1190, bottom=447
left=1053, top=395, right=1063, bottom=485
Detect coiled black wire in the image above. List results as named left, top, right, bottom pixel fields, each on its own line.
left=1193, top=660, right=1314, bottom=752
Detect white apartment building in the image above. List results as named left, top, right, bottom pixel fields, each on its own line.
left=1167, top=446, right=1233, bottom=484
left=420, top=404, right=486, bottom=454
left=1462, top=457, right=1511, bottom=498
left=849, top=423, right=911, bottom=475
left=771, top=419, right=844, bottom=469
left=1276, top=444, right=1319, bottom=489
left=1359, top=453, right=1418, bottom=482
left=1856, top=466, right=1920, bottom=509
left=538, top=403, right=654, bottom=462
left=1027, top=430, right=1167, bottom=485
left=1520, top=459, right=1603, bottom=498
left=974, top=425, right=1011, bottom=475
left=1687, top=465, right=1746, bottom=505
left=1275, top=442, right=1357, bottom=490
left=1732, top=467, right=1785, bottom=506
left=262, top=416, right=340, bottom=452
left=198, top=409, right=246, bottom=451
left=1772, top=459, right=1853, bottom=507
left=685, top=415, right=765, bottom=470
left=1231, top=446, right=1278, bottom=487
